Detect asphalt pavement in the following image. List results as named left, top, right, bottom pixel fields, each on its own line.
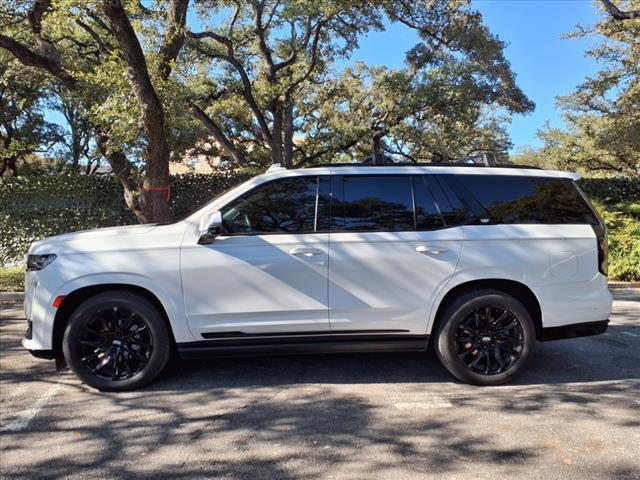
left=1, top=291, right=639, bottom=480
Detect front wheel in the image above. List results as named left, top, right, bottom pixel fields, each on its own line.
left=434, top=289, right=536, bottom=386
left=62, top=291, right=171, bottom=391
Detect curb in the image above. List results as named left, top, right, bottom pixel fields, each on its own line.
left=0, top=292, right=25, bottom=302
left=608, top=282, right=640, bottom=289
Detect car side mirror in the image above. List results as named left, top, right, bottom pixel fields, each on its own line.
left=198, top=211, right=225, bottom=245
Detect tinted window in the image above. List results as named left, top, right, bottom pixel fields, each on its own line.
left=453, top=175, right=598, bottom=225
left=427, top=176, right=475, bottom=226
left=222, top=176, right=321, bottom=234
left=335, top=176, right=414, bottom=231
left=413, top=177, right=445, bottom=230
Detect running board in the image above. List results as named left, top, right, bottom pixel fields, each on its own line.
left=177, top=335, right=429, bottom=359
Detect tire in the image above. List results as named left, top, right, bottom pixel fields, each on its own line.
left=434, top=289, right=536, bottom=386
left=62, top=291, right=171, bottom=391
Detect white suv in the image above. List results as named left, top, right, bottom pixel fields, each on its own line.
left=22, top=164, right=613, bottom=390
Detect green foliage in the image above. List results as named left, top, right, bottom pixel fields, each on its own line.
left=592, top=199, right=640, bottom=282
left=0, top=170, right=257, bottom=266
left=578, top=177, right=640, bottom=203
left=0, top=267, right=24, bottom=292
left=583, top=176, right=640, bottom=282
left=0, top=54, right=63, bottom=175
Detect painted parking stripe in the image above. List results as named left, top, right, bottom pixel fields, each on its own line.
left=393, top=399, right=452, bottom=409
left=0, top=383, right=61, bottom=433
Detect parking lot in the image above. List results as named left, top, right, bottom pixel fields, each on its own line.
left=1, top=290, right=639, bottom=480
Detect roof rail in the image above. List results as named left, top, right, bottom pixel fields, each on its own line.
left=457, top=153, right=497, bottom=166
left=267, top=163, right=285, bottom=172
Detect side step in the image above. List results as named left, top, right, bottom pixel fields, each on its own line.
left=177, top=335, right=429, bottom=359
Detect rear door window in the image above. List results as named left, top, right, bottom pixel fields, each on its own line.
left=332, top=176, right=414, bottom=232
left=426, top=176, right=476, bottom=227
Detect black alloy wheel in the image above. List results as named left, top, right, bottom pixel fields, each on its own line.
left=454, top=305, right=524, bottom=376
left=63, top=291, right=171, bottom=391
left=435, top=289, right=535, bottom=386
left=77, top=305, right=153, bottom=381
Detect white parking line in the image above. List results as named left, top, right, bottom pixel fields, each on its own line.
left=393, top=399, right=453, bottom=410
left=621, top=331, right=639, bottom=338
left=0, top=382, right=61, bottom=433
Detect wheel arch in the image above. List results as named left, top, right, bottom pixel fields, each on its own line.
left=52, top=284, right=177, bottom=358
left=430, top=279, right=543, bottom=340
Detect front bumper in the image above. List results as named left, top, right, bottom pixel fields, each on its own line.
left=539, top=319, right=609, bottom=341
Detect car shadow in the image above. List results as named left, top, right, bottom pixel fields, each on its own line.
left=147, top=323, right=640, bottom=393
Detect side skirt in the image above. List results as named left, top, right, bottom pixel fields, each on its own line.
left=177, top=333, right=429, bottom=360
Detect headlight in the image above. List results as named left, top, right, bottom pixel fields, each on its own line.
left=27, top=254, right=57, bottom=271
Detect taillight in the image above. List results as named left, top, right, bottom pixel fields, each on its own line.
left=597, top=230, right=608, bottom=276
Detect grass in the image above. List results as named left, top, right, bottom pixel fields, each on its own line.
left=0, top=267, right=24, bottom=292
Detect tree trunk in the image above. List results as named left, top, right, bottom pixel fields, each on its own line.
left=103, top=0, right=171, bottom=223
left=373, top=133, right=384, bottom=156
left=271, top=105, right=284, bottom=165
left=283, top=100, right=294, bottom=168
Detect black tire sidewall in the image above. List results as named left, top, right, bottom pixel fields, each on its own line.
left=435, top=290, right=536, bottom=386
left=62, top=292, right=171, bottom=391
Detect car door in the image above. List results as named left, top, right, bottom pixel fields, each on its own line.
left=181, top=175, right=331, bottom=339
left=327, top=174, right=465, bottom=335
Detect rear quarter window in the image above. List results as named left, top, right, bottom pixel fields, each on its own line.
left=449, top=175, right=599, bottom=225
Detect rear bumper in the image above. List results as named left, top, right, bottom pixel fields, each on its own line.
left=539, top=319, right=609, bottom=341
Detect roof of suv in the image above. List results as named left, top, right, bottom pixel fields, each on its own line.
left=265, top=163, right=581, bottom=180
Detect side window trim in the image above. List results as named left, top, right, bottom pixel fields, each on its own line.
left=418, top=175, right=447, bottom=229
left=313, top=176, right=320, bottom=232
left=410, top=175, right=418, bottom=230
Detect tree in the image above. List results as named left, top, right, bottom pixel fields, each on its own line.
left=0, top=54, right=62, bottom=175
left=0, top=0, right=195, bottom=222
left=527, top=0, right=639, bottom=175
left=186, top=0, right=532, bottom=167
left=47, top=91, right=98, bottom=173
left=313, top=62, right=518, bottom=164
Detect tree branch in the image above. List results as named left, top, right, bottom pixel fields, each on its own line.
left=190, top=102, right=248, bottom=165
left=28, top=0, right=51, bottom=36
left=188, top=31, right=273, bottom=144
left=295, top=137, right=360, bottom=167
left=600, top=0, right=640, bottom=20
left=0, top=35, right=75, bottom=87
left=158, top=0, right=189, bottom=80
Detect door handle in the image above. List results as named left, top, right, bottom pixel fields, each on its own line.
left=416, top=245, right=449, bottom=255
left=289, top=247, right=324, bottom=257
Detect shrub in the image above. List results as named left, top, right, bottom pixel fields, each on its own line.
left=578, top=177, right=640, bottom=203
left=0, top=170, right=257, bottom=266
left=592, top=200, right=640, bottom=282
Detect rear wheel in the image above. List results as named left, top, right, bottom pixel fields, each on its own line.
left=62, top=291, right=171, bottom=391
left=434, top=289, right=535, bottom=385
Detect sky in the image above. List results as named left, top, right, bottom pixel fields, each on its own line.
left=349, top=0, right=602, bottom=153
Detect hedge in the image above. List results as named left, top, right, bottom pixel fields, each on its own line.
left=577, top=177, right=640, bottom=203
left=1, top=172, right=638, bottom=269
left=0, top=170, right=256, bottom=265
